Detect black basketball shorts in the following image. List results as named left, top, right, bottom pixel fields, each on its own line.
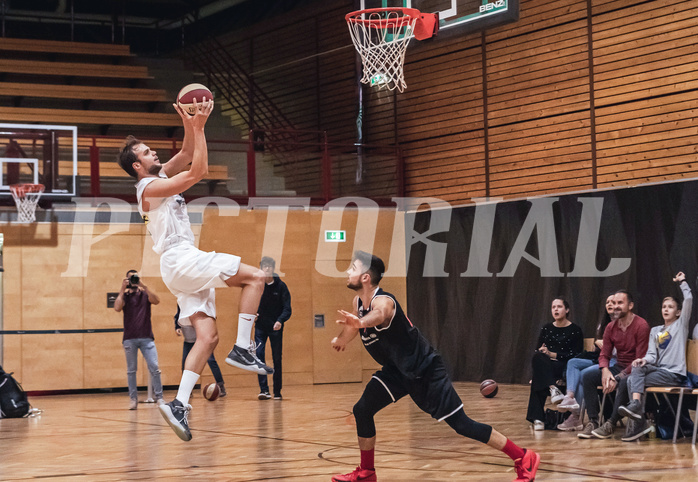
left=371, top=358, right=464, bottom=422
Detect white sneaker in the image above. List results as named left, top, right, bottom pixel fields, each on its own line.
left=558, top=395, right=580, bottom=411
left=550, top=386, right=564, bottom=404
left=533, top=420, right=545, bottom=431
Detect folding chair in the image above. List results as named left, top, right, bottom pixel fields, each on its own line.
left=645, top=340, right=698, bottom=444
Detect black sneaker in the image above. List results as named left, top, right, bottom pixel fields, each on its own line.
left=258, top=391, right=271, bottom=400
left=225, top=344, right=274, bottom=375
left=158, top=399, right=192, bottom=442
left=217, top=382, right=227, bottom=398
left=273, top=394, right=282, bottom=400
left=621, top=418, right=653, bottom=441
left=618, top=399, right=643, bottom=420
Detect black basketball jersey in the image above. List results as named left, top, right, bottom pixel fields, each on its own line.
left=358, top=288, right=437, bottom=379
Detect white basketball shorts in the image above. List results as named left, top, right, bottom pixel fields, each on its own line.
left=160, top=244, right=241, bottom=326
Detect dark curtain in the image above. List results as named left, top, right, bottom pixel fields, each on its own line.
left=406, top=180, right=698, bottom=383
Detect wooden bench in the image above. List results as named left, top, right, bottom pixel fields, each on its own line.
left=0, top=38, right=132, bottom=57
left=0, top=82, right=168, bottom=102
left=0, top=59, right=151, bottom=79
left=57, top=161, right=230, bottom=180
left=0, top=106, right=180, bottom=127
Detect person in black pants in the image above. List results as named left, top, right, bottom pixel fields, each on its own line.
left=526, top=298, right=584, bottom=430
left=330, top=251, right=541, bottom=482
left=255, top=257, right=292, bottom=400
left=174, top=305, right=226, bottom=397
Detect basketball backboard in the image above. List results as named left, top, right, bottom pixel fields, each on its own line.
left=0, top=123, right=78, bottom=200
left=358, top=0, right=519, bottom=37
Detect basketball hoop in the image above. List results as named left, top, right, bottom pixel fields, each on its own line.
left=10, top=183, right=44, bottom=223
left=346, top=7, right=437, bottom=92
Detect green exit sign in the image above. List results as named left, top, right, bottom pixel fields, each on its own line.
left=325, top=230, right=346, bottom=242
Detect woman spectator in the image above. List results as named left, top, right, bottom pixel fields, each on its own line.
left=526, top=297, right=584, bottom=430
left=557, top=294, right=616, bottom=430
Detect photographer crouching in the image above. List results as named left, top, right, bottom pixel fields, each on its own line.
left=114, top=270, right=164, bottom=409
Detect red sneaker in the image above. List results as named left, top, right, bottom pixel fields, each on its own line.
left=513, top=449, right=540, bottom=481
left=331, top=466, right=377, bottom=482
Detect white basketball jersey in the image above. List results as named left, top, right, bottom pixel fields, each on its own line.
left=136, top=173, right=195, bottom=255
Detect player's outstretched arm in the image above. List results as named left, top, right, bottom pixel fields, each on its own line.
left=337, top=297, right=395, bottom=330
left=162, top=99, right=213, bottom=178
left=331, top=326, right=359, bottom=352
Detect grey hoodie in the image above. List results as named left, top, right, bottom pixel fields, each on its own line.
left=644, top=281, right=692, bottom=376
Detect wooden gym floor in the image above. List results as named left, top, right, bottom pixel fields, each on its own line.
left=2, top=382, right=698, bottom=481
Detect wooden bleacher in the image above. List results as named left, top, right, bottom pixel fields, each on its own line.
left=0, top=58, right=152, bottom=79
left=0, top=82, right=168, bottom=102
left=58, top=161, right=230, bottom=182
left=6, top=135, right=233, bottom=195
left=0, top=38, right=132, bottom=57
left=0, top=37, right=180, bottom=135
left=0, top=106, right=181, bottom=127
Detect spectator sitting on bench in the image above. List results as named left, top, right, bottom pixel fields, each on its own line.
left=577, top=290, right=650, bottom=439
left=616, top=272, right=693, bottom=441
left=557, top=294, right=617, bottom=431
left=526, top=297, right=584, bottom=431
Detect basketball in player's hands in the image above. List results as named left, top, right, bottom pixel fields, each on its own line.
left=177, top=83, right=213, bottom=115
left=479, top=379, right=498, bottom=398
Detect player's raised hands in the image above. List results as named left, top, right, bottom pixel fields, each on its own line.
left=673, top=271, right=686, bottom=283
left=337, top=309, right=362, bottom=329
left=172, top=97, right=214, bottom=128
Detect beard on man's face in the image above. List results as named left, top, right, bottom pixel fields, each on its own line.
left=147, top=163, right=162, bottom=176
left=347, top=280, right=362, bottom=291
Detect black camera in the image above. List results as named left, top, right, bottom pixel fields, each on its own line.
left=128, top=273, right=140, bottom=287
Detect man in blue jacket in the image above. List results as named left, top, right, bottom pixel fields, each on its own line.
left=255, top=256, right=292, bottom=400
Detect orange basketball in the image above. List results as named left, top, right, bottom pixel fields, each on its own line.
left=202, top=382, right=220, bottom=401
left=480, top=379, right=498, bottom=398
left=177, top=83, right=213, bottom=115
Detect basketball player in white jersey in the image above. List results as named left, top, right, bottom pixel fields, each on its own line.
left=118, top=98, right=272, bottom=441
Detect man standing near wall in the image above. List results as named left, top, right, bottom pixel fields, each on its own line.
left=114, top=269, right=163, bottom=410
left=255, top=256, right=292, bottom=400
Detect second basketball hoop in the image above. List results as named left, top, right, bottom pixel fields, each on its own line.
left=346, top=7, right=437, bottom=92
left=10, top=183, right=44, bottom=224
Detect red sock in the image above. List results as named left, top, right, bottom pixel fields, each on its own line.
left=501, top=439, right=525, bottom=461
left=360, top=449, right=374, bottom=470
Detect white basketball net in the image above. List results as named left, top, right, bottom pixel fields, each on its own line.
left=347, top=9, right=419, bottom=93
left=10, top=184, right=44, bottom=223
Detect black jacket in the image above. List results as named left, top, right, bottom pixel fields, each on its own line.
left=256, top=274, right=292, bottom=332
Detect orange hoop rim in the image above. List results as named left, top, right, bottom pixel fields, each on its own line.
left=345, top=7, right=422, bottom=28
left=10, top=183, right=45, bottom=197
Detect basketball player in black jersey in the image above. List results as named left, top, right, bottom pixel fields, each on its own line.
left=330, top=251, right=540, bottom=482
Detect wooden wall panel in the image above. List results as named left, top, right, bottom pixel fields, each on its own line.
left=593, top=0, right=698, bottom=106
left=2, top=229, right=23, bottom=380
left=596, top=90, right=698, bottom=187
left=489, top=111, right=593, bottom=197
left=203, top=0, right=698, bottom=204
left=593, top=0, right=698, bottom=187
left=488, top=0, right=588, bottom=40
left=2, top=205, right=405, bottom=392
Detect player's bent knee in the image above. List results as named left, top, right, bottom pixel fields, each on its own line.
left=353, top=399, right=378, bottom=438
left=445, top=410, right=492, bottom=444
left=197, top=332, right=219, bottom=350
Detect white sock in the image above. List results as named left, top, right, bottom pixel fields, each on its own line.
left=176, top=370, right=200, bottom=405
left=235, top=313, right=256, bottom=349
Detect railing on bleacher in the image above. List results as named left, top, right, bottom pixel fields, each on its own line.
left=1, top=127, right=403, bottom=206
